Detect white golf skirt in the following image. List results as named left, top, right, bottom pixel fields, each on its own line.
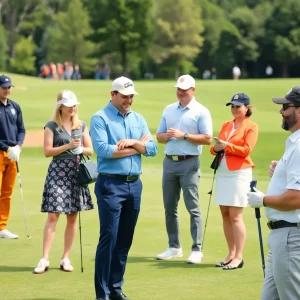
left=214, top=158, right=252, bottom=208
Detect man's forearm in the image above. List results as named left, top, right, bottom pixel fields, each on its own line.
left=156, top=133, right=169, bottom=144
left=112, top=147, right=139, bottom=158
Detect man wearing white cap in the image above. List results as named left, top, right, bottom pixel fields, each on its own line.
left=90, top=76, right=157, bottom=300
left=156, top=74, right=213, bottom=264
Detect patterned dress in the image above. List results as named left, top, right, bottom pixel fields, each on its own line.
left=41, top=121, right=94, bottom=214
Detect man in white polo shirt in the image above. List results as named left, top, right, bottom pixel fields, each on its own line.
left=247, top=86, right=300, bottom=299
left=156, top=74, right=213, bottom=264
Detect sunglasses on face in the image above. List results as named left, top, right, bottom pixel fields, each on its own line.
left=231, top=105, right=242, bottom=109
left=282, top=104, right=297, bottom=111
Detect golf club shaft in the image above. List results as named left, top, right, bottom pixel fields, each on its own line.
left=250, top=180, right=265, bottom=277
left=16, top=162, right=30, bottom=239
left=79, top=212, right=83, bottom=272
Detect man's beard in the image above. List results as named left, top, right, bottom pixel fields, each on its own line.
left=282, top=112, right=297, bottom=131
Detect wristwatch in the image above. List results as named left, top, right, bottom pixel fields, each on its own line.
left=183, top=133, right=189, bottom=140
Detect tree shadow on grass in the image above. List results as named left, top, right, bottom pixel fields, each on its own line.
left=127, top=257, right=214, bottom=269
left=0, top=265, right=33, bottom=272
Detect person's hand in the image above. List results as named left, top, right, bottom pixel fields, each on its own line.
left=116, top=139, right=136, bottom=150
left=269, top=160, right=278, bottom=177
left=167, top=128, right=184, bottom=139
left=70, top=146, right=83, bottom=155
left=68, top=138, right=81, bottom=150
left=213, top=140, right=226, bottom=152
left=247, top=187, right=265, bottom=208
left=7, top=146, right=21, bottom=162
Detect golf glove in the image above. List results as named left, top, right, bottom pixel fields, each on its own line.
left=8, top=146, right=21, bottom=162
left=70, top=146, right=83, bottom=155
left=247, top=187, right=265, bottom=208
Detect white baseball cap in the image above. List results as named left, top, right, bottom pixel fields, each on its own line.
left=57, top=90, right=80, bottom=107
left=174, top=74, right=196, bottom=90
left=111, top=76, right=139, bottom=95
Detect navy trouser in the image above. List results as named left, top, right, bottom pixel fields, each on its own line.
left=94, top=175, right=142, bottom=298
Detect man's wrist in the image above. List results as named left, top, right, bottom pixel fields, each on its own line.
left=183, top=133, right=189, bottom=140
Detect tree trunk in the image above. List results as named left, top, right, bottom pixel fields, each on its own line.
left=121, top=42, right=128, bottom=77
left=282, top=63, right=288, bottom=78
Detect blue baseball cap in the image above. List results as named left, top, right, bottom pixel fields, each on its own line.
left=226, top=93, right=250, bottom=106
left=0, top=75, right=14, bottom=87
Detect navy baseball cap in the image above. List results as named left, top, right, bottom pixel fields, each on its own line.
left=226, top=93, right=250, bottom=106
left=0, top=75, right=14, bottom=87
left=272, top=86, right=300, bottom=105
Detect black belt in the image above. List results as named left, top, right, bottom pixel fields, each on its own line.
left=166, top=155, right=198, bottom=161
left=267, top=220, right=300, bottom=230
left=99, top=173, right=139, bottom=182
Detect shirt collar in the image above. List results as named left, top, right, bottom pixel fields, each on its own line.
left=107, top=100, right=131, bottom=117
left=177, top=97, right=196, bottom=110
left=0, top=99, right=11, bottom=106
left=288, top=129, right=300, bottom=143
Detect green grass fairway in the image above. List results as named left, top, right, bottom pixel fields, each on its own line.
left=1, top=75, right=296, bottom=299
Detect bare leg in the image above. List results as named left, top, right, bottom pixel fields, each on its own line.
left=227, top=206, right=245, bottom=265
left=62, top=212, right=78, bottom=258
left=42, top=213, right=60, bottom=259
left=220, top=206, right=235, bottom=262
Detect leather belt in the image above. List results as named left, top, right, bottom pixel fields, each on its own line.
left=267, top=220, right=300, bottom=230
left=166, top=155, right=197, bottom=161
left=99, top=173, right=139, bottom=182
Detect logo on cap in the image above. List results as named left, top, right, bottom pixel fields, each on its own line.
left=5, top=79, right=8, bottom=82
left=124, top=82, right=133, bottom=88
left=233, top=95, right=239, bottom=99
left=180, top=77, right=185, bottom=82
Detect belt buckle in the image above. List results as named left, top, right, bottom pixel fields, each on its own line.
left=297, top=223, right=300, bottom=228
left=267, top=222, right=273, bottom=230
left=173, top=156, right=179, bottom=161
left=126, top=176, right=131, bottom=181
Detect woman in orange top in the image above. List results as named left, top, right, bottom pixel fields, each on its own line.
left=210, top=93, right=258, bottom=270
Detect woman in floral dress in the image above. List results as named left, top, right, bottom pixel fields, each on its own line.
left=34, top=90, right=94, bottom=274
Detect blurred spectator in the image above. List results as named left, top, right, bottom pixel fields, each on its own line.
left=49, top=62, right=57, bottom=80
left=211, top=67, right=217, bottom=80
left=94, top=64, right=101, bottom=80
left=265, top=65, right=273, bottom=78
left=101, top=63, right=110, bottom=80
left=232, top=65, right=241, bottom=80
left=202, top=69, right=211, bottom=80
left=144, top=72, right=154, bottom=79
left=64, top=61, right=73, bottom=80
left=72, top=64, right=81, bottom=80
left=40, top=64, right=50, bottom=79
left=57, top=63, right=64, bottom=80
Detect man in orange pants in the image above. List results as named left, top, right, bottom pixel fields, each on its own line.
left=0, top=75, right=26, bottom=239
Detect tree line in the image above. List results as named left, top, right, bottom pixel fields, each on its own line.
left=0, top=0, right=299, bottom=79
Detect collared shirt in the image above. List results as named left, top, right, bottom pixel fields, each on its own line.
left=265, top=129, right=300, bottom=222
left=90, top=101, right=157, bottom=175
left=0, top=99, right=26, bottom=151
left=156, top=97, right=212, bottom=155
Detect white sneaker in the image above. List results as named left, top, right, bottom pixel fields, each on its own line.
left=34, top=258, right=50, bottom=274
left=60, top=258, right=74, bottom=272
left=187, top=251, right=203, bottom=264
left=156, top=247, right=183, bottom=260
left=0, top=229, right=18, bottom=239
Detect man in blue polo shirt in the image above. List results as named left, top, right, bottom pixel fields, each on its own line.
left=0, top=75, right=26, bottom=239
left=156, top=74, right=213, bottom=264
left=90, top=76, right=157, bottom=300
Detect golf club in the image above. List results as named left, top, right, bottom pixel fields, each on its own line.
left=202, top=151, right=222, bottom=251
left=79, top=212, right=84, bottom=272
left=16, top=162, right=31, bottom=239
left=250, top=180, right=265, bottom=277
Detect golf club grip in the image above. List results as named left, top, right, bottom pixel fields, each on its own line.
left=16, top=161, right=20, bottom=173
left=250, top=180, right=261, bottom=218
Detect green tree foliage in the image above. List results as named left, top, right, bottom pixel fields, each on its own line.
left=84, top=0, right=153, bottom=76
left=0, top=24, right=8, bottom=70
left=47, top=0, right=96, bottom=74
left=10, top=36, right=36, bottom=74
left=151, top=0, right=204, bottom=78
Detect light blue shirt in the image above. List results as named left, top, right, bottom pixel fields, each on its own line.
left=156, top=98, right=212, bottom=155
left=90, top=101, right=157, bottom=175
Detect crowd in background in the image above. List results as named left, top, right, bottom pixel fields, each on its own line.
left=39, top=62, right=81, bottom=80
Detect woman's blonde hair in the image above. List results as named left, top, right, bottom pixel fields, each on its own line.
left=51, top=90, right=81, bottom=129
